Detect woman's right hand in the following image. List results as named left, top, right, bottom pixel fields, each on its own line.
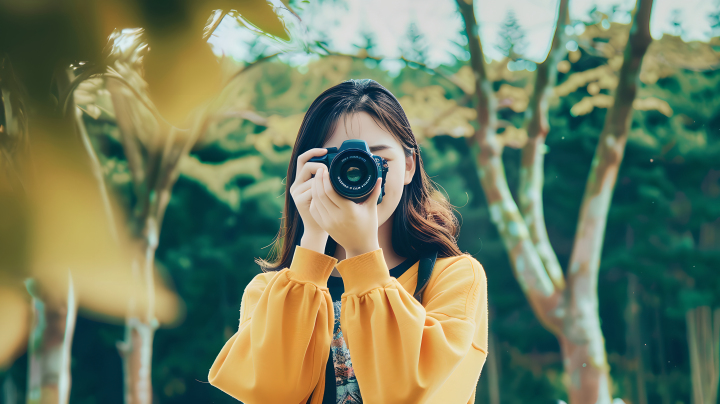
left=290, top=148, right=330, bottom=241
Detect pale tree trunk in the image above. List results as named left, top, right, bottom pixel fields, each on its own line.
left=455, top=0, right=654, bottom=402
left=3, top=374, right=18, bottom=404
left=24, top=273, right=77, bottom=404
left=106, top=44, right=201, bottom=403
left=563, top=0, right=653, bottom=399
left=117, top=217, right=160, bottom=404
left=72, top=69, right=163, bottom=404
left=686, top=306, right=720, bottom=404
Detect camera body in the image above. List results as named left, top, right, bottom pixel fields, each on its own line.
left=308, top=139, right=389, bottom=204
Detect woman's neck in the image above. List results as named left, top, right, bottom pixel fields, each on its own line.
left=329, top=214, right=405, bottom=277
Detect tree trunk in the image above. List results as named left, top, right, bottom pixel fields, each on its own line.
left=118, top=218, right=160, bottom=404
left=3, top=374, right=18, bottom=404
left=455, top=0, right=655, bottom=401
left=118, top=316, right=158, bottom=404
left=653, top=305, right=671, bottom=404
left=558, top=334, right=613, bottom=403
left=25, top=273, right=77, bottom=404
left=686, top=306, right=720, bottom=404
left=625, top=273, right=647, bottom=404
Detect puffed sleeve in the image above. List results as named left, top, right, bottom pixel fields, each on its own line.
left=208, top=246, right=338, bottom=404
left=336, top=249, right=487, bottom=403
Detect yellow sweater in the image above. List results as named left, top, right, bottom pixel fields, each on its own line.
left=208, top=245, right=488, bottom=403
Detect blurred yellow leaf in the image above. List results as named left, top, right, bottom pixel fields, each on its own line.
left=450, top=65, right=475, bottom=94
left=399, top=86, right=476, bottom=141
left=231, top=0, right=291, bottom=41
left=633, top=97, right=673, bottom=117
left=498, top=125, right=528, bottom=149
left=557, top=60, right=571, bottom=74
left=554, top=66, right=617, bottom=98
left=570, top=94, right=614, bottom=116
left=144, top=37, right=223, bottom=128
left=179, top=154, right=263, bottom=210
left=569, top=50, right=581, bottom=63
left=25, top=126, right=182, bottom=326
left=0, top=285, right=29, bottom=369
left=587, top=82, right=600, bottom=95
left=497, top=84, right=529, bottom=112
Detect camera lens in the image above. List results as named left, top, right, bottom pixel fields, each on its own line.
left=343, top=163, right=366, bottom=183
left=329, top=148, right=378, bottom=201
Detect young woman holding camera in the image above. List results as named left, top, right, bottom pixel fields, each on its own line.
left=208, top=79, right=488, bottom=404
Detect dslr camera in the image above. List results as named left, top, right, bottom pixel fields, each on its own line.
left=308, top=139, right=389, bottom=204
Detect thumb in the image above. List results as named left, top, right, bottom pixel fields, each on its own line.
left=372, top=177, right=383, bottom=199
left=362, top=178, right=383, bottom=206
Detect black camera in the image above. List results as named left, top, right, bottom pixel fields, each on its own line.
left=308, top=139, right=389, bottom=204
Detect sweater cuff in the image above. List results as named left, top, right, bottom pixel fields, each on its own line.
left=336, top=248, right=392, bottom=296
left=287, top=245, right=338, bottom=288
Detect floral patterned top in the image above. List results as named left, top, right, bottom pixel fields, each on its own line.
left=315, top=257, right=414, bottom=404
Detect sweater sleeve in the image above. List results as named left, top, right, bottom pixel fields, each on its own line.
left=336, top=248, right=487, bottom=403
left=208, top=246, right=338, bottom=404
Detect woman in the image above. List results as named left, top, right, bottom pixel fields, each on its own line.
left=208, top=79, right=488, bottom=404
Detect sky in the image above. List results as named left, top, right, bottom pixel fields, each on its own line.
left=209, top=0, right=719, bottom=69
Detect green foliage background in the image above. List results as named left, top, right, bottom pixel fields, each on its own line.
left=3, top=23, right=720, bottom=404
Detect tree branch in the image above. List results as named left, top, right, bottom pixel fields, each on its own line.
left=456, top=0, right=562, bottom=333
left=565, top=0, right=653, bottom=347
left=59, top=64, right=104, bottom=117
left=312, top=41, right=463, bottom=93
left=518, top=0, right=569, bottom=291
left=203, top=11, right=227, bottom=41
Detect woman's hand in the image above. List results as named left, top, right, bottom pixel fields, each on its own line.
left=290, top=148, right=330, bottom=243
left=309, top=165, right=382, bottom=258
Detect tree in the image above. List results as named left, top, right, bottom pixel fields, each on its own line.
left=495, top=9, right=528, bottom=61
left=670, top=9, right=684, bottom=37
left=455, top=0, right=655, bottom=402
left=0, top=1, right=287, bottom=403
left=354, top=28, right=379, bottom=57
left=402, top=22, right=429, bottom=65
left=709, top=2, right=720, bottom=37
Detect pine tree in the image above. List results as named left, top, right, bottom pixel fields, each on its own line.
left=354, top=28, right=378, bottom=57
left=402, top=22, right=428, bottom=64
left=670, top=9, right=684, bottom=37
left=709, top=1, right=720, bottom=37
left=495, top=9, right=527, bottom=60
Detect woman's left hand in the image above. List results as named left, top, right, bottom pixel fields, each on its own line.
left=309, top=165, right=382, bottom=258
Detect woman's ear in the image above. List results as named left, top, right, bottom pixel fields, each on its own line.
left=404, top=150, right=417, bottom=185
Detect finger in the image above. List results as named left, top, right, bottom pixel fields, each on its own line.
left=317, top=166, right=340, bottom=210
left=296, top=162, right=327, bottom=185
left=297, top=148, right=328, bottom=167
left=309, top=198, right=322, bottom=227
left=321, top=167, right=345, bottom=208
left=292, top=177, right=314, bottom=195
left=295, top=187, right=312, bottom=205
left=296, top=148, right=328, bottom=183
left=312, top=172, right=331, bottom=223
left=362, top=177, right=383, bottom=206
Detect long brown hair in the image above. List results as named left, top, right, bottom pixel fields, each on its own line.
left=255, top=79, right=464, bottom=271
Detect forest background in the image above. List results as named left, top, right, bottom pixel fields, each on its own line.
left=0, top=0, right=719, bottom=404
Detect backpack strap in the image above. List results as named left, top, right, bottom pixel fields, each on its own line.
left=413, top=250, right=438, bottom=304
